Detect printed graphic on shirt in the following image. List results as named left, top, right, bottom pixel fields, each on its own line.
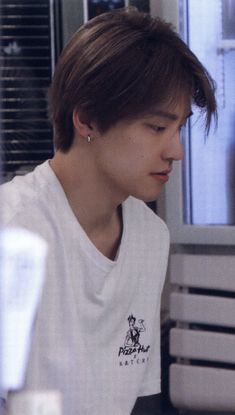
left=118, top=314, right=150, bottom=367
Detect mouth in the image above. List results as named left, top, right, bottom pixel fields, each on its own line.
left=150, top=169, right=171, bottom=183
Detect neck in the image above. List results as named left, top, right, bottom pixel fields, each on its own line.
left=50, top=148, right=124, bottom=259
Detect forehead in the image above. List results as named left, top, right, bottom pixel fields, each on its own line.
left=147, top=96, right=192, bottom=121
left=106, top=95, right=192, bottom=132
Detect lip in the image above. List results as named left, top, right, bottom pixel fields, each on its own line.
left=150, top=170, right=171, bottom=183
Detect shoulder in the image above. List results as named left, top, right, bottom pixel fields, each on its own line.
left=125, top=196, right=169, bottom=242
left=0, top=161, right=52, bottom=227
left=123, top=197, right=170, bottom=290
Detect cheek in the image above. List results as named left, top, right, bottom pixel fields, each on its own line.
left=127, top=139, right=148, bottom=161
left=101, top=133, right=149, bottom=173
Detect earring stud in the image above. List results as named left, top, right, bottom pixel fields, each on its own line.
left=87, top=134, right=91, bottom=143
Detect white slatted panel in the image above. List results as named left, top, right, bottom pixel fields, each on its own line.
left=170, top=364, right=235, bottom=412
left=170, top=292, right=235, bottom=328
left=170, top=328, right=235, bottom=363
left=169, top=253, right=235, bottom=412
left=170, top=253, right=235, bottom=292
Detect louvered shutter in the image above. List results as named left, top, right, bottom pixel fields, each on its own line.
left=0, top=0, right=56, bottom=180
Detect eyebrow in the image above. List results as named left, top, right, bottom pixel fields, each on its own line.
left=149, top=109, right=193, bottom=121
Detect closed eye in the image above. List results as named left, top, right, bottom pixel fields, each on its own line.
left=150, top=125, right=166, bottom=133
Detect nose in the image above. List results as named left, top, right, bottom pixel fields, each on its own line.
left=163, top=130, right=184, bottom=162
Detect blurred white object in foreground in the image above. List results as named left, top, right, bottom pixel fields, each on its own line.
left=0, top=227, right=47, bottom=391
left=7, top=390, right=62, bottom=415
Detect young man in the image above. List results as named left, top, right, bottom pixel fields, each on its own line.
left=1, top=7, right=216, bottom=415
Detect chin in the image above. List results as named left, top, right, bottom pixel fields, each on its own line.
left=135, top=191, right=162, bottom=203
left=130, top=184, right=163, bottom=203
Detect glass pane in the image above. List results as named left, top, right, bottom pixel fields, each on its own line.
left=88, top=0, right=125, bottom=19
left=183, top=0, right=235, bottom=225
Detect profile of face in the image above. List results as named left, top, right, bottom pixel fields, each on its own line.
left=84, top=97, right=192, bottom=203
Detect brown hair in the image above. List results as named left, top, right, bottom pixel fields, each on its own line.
left=48, top=7, right=217, bottom=152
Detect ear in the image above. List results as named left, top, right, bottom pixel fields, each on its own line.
left=72, top=107, right=97, bottom=137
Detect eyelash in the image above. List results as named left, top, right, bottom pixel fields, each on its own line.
left=150, top=122, right=187, bottom=133
left=151, top=125, right=166, bottom=133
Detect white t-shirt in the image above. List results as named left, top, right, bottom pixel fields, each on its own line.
left=1, top=161, right=169, bottom=415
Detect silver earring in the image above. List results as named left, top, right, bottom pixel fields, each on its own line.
left=87, top=134, right=91, bottom=143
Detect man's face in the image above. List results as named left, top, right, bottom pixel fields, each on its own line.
left=88, top=98, right=192, bottom=204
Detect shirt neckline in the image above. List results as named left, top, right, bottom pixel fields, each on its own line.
left=38, top=160, right=129, bottom=272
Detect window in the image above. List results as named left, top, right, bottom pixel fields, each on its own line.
left=183, top=0, right=235, bottom=226
left=0, top=0, right=56, bottom=181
